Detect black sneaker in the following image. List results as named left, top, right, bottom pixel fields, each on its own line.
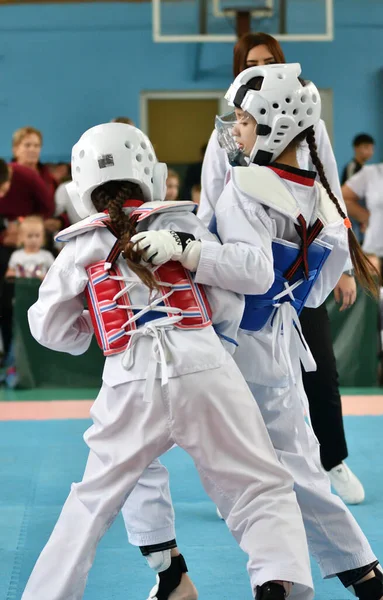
left=256, top=582, right=286, bottom=600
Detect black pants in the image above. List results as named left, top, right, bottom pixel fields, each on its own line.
left=0, top=246, right=15, bottom=361
left=300, top=303, right=348, bottom=471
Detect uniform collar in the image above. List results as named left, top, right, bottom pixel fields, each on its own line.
left=267, top=162, right=317, bottom=187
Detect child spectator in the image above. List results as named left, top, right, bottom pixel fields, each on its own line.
left=6, top=216, right=54, bottom=280
left=165, top=169, right=180, bottom=201
left=3, top=216, right=54, bottom=387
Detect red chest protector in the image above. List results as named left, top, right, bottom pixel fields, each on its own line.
left=57, top=201, right=213, bottom=357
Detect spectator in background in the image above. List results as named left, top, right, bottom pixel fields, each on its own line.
left=1, top=220, right=19, bottom=249
left=0, top=159, right=53, bottom=225
left=341, top=134, right=375, bottom=243
left=342, top=163, right=383, bottom=273
left=181, top=143, right=207, bottom=200
left=111, top=116, right=135, bottom=125
left=0, top=158, right=53, bottom=367
left=191, top=183, right=201, bottom=206
left=11, top=126, right=68, bottom=237
left=341, top=133, right=375, bottom=184
left=47, top=162, right=71, bottom=186
left=3, top=215, right=54, bottom=387
left=165, top=169, right=180, bottom=201
left=6, top=216, right=54, bottom=280
left=12, top=127, right=57, bottom=198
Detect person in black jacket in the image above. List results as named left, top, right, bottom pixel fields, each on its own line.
left=341, top=133, right=374, bottom=184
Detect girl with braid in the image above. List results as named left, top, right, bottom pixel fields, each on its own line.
left=199, top=32, right=364, bottom=507
left=22, top=123, right=314, bottom=600
left=132, top=65, right=383, bottom=600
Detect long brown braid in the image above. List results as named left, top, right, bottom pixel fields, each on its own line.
left=305, top=126, right=380, bottom=298
left=91, top=181, right=160, bottom=291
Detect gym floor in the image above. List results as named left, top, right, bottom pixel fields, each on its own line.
left=1, top=389, right=382, bottom=600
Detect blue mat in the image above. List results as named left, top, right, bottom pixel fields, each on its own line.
left=0, top=417, right=382, bottom=600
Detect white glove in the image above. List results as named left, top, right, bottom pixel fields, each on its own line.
left=130, top=230, right=201, bottom=271
left=130, top=230, right=182, bottom=265
left=180, top=239, right=201, bottom=272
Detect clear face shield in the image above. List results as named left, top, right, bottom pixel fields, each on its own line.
left=214, top=111, right=249, bottom=167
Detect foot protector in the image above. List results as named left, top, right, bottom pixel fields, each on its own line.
left=148, top=554, right=188, bottom=600
left=256, top=583, right=286, bottom=600
left=338, top=563, right=383, bottom=599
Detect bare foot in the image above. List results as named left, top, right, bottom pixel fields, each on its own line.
left=168, top=574, right=198, bottom=600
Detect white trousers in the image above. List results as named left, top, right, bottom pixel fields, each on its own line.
left=121, top=374, right=377, bottom=581
left=248, top=379, right=376, bottom=578
left=122, top=457, right=176, bottom=546
left=22, top=360, right=313, bottom=600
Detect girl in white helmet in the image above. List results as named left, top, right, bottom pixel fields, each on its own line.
left=131, top=64, right=383, bottom=600
left=200, top=32, right=362, bottom=508
left=21, top=122, right=314, bottom=600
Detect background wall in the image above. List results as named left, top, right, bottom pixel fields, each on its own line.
left=0, top=0, right=382, bottom=172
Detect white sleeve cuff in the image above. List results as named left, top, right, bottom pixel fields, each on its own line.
left=194, top=239, right=222, bottom=286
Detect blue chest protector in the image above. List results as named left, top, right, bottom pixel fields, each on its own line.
left=209, top=214, right=331, bottom=332
left=240, top=239, right=331, bottom=331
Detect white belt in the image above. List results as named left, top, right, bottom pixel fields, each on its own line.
left=107, top=272, right=183, bottom=402
left=272, top=279, right=316, bottom=383
left=122, top=315, right=182, bottom=403
left=272, top=280, right=320, bottom=473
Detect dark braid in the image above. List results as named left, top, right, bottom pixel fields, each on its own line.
left=306, top=127, right=347, bottom=219
left=305, top=126, right=380, bottom=298
left=91, top=181, right=160, bottom=291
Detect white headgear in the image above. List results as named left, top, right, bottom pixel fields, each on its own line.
left=71, top=123, right=168, bottom=215
left=65, top=180, right=89, bottom=220
left=225, top=63, right=321, bottom=165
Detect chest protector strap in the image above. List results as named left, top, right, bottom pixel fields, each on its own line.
left=284, top=216, right=324, bottom=281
